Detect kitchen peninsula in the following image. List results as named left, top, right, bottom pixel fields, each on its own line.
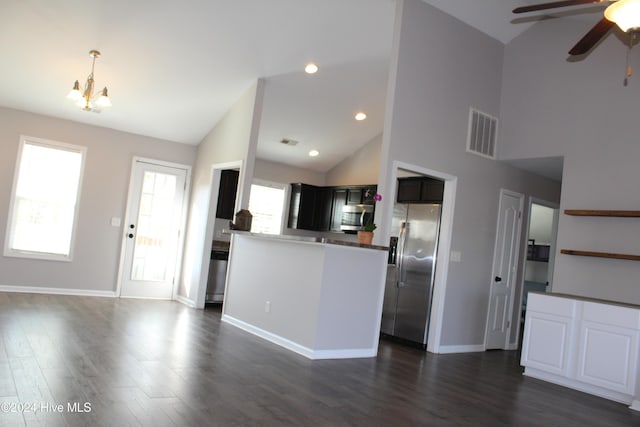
left=221, top=231, right=388, bottom=359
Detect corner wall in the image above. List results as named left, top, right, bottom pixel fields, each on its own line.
left=500, top=18, right=640, bottom=304
left=178, top=80, right=264, bottom=305
left=0, top=108, right=196, bottom=294
left=377, top=0, right=561, bottom=349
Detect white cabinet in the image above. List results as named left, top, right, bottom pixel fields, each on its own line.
left=521, top=293, right=640, bottom=408
left=576, top=302, right=640, bottom=395
left=521, top=311, right=573, bottom=376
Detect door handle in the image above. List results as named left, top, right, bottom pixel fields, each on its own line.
left=495, top=276, right=502, bottom=282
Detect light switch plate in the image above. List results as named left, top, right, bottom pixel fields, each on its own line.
left=111, top=217, right=121, bottom=227
left=450, top=250, right=461, bottom=262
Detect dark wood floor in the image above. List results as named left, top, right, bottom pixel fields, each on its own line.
left=0, top=293, right=638, bottom=426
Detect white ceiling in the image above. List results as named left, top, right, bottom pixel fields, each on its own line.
left=0, top=0, right=576, bottom=176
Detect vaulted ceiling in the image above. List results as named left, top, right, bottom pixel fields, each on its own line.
left=0, top=1, right=582, bottom=175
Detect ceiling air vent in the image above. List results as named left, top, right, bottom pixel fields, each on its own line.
left=280, top=138, right=299, bottom=146
left=467, top=108, right=497, bottom=159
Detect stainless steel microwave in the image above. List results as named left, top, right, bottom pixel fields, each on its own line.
left=341, top=204, right=373, bottom=232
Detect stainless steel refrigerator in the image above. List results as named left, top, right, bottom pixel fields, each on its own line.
left=381, top=203, right=442, bottom=347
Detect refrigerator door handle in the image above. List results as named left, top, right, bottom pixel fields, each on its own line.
left=397, top=222, right=408, bottom=287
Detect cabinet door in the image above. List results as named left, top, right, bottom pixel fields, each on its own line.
left=216, top=169, right=239, bottom=220
left=346, top=188, right=363, bottom=205
left=397, top=179, right=421, bottom=203
left=315, top=187, right=333, bottom=231
left=521, top=310, right=573, bottom=377
left=330, top=189, right=348, bottom=231
left=420, top=179, right=444, bottom=202
left=576, top=304, right=639, bottom=394
left=288, top=184, right=318, bottom=230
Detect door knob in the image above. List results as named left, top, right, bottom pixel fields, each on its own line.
left=495, top=276, right=502, bottom=282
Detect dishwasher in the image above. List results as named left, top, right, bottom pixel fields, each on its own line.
left=205, top=249, right=229, bottom=303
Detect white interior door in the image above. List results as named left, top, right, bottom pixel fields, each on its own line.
left=486, top=189, right=524, bottom=349
left=120, top=160, right=188, bottom=299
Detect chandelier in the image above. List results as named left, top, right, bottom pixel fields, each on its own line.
left=66, top=50, right=111, bottom=111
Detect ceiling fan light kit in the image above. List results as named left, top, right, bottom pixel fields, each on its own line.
left=513, top=0, right=640, bottom=84
left=604, top=0, right=640, bottom=32
left=67, top=50, right=111, bottom=112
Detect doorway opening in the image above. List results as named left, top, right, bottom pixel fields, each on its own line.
left=118, top=158, right=191, bottom=299
left=384, top=161, right=457, bottom=353
left=517, top=199, right=559, bottom=344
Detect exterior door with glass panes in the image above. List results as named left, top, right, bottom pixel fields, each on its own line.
left=120, top=159, right=188, bottom=299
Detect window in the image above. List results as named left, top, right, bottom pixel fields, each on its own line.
left=4, top=136, right=86, bottom=261
left=248, top=181, right=286, bottom=235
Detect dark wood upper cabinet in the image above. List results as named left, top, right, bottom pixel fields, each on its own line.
left=216, top=169, right=239, bottom=220
left=330, top=189, right=348, bottom=231
left=287, top=183, right=377, bottom=232
left=288, top=183, right=318, bottom=230
left=397, top=177, right=444, bottom=203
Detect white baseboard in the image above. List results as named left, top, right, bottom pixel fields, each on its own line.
left=221, top=314, right=377, bottom=360
left=0, top=285, right=116, bottom=298
left=437, top=344, right=486, bottom=354
left=629, top=400, right=640, bottom=412
left=175, top=294, right=197, bottom=308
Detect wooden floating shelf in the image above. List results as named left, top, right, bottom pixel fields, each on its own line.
left=561, top=249, right=640, bottom=262
left=564, top=210, right=640, bottom=217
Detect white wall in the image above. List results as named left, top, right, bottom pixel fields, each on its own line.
left=253, top=158, right=326, bottom=186
left=376, top=0, right=562, bottom=349
left=325, top=133, right=382, bottom=186
left=179, top=80, right=264, bottom=304
left=500, top=17, right=640, bottom=304
left=0, top=107, right=196, bottom=294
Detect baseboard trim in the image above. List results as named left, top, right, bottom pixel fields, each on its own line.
left=175, top=294, right=197, bottom=308
left=437, top=344, right=486, bottom=354
left=629, top=400, right=640, bottom=412
left=0, top=285, right=116, bottom=298
left=221, top=314, right=377, bottom=360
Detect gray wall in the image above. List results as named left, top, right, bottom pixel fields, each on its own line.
left=179, top=81, right=263, bottom=304
left=0, top=107, right=196, bottom=294
left=500, top=17, right=640, bottom=304
left=253, top=158, right=326, bottom=186
left=325, top=133, right=382, bottom=186
left=376, top=0, right=562, bottom=349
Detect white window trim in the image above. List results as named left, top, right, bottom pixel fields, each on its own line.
left=3, top=135, right=87, bottom=262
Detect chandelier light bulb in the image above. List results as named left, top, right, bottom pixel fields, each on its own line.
left=67, top=50, right=111, bottom=111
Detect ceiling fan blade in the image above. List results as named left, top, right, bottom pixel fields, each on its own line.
left=513, top=0, right=606, bottom=14
left=568, top=17, right=615, bottom=55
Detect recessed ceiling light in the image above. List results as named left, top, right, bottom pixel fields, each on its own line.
left=305, top=63, right=319, bottom=74
left=355, top=112, right=367, bottom=121
left=308, top=149, right=319, bottom=157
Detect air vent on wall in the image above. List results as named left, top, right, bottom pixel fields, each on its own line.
left=467, top=108, right=498, bottom=159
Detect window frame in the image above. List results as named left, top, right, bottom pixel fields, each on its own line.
left=248, top=179, right=289, bottom=235
left=4, top=135, right=87, bottom=262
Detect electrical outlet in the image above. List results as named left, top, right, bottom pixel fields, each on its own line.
left=111, top=217, right=121, bottom=227
left=265, top=301, right=271, bottom=313
left=450, top=250, right=461, bottom=262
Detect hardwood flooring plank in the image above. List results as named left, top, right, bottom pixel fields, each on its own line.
left=0, top=293, right=638, bottom=426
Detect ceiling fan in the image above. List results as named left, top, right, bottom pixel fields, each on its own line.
left=513, top=0, right=640, bottom=55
